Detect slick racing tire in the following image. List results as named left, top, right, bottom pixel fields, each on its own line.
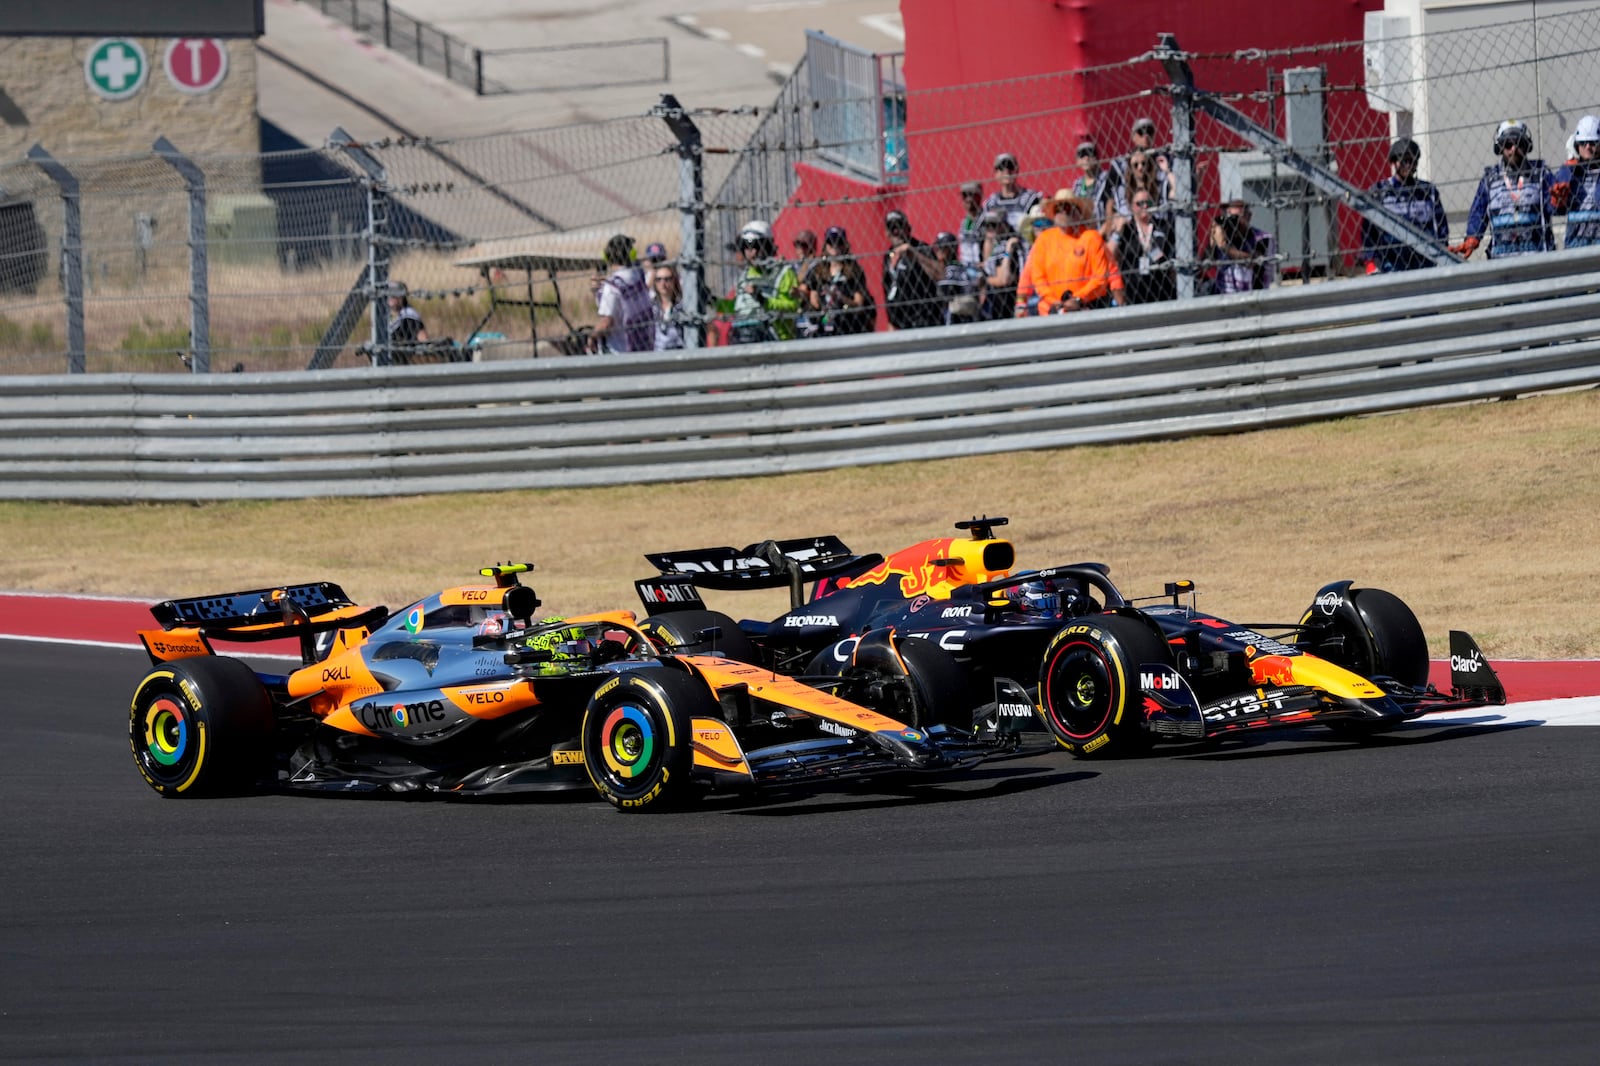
left=638, top=610, right=759, bottom=664
left=129, top=656, right=275, bottom=797
left=581, top=669, right=707, bottom=812
left=1299, top=586, right=1428, bottom=738
left=1038, top=615, right=1166, bottom=758
left=1299, top=587, right=1429, bottom=688
left=805, top=634, right=975, bottom=730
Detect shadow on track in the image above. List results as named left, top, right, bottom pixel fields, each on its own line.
left=1170, top=720, right=1540, bottom=762
left=716, top=765, right=1098, bottom=817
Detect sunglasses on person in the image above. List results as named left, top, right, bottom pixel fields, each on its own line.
left=1133, top=197, right=1153, bottom=207
left=1134, top=124, right=1156, bottom=136
left=653, top=272, right=676, bottom=284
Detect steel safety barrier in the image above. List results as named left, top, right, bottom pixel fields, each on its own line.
left=1, top=248, right=1598, bottom=500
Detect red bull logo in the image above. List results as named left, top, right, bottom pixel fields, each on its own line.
left=835, top=538, right=961, bottom=598
left=1249, top=655, right=1297, bottom=687
left=834, top=537, right=1012, bottom=600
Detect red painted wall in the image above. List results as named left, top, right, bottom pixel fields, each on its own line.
left=780, top=0, right=1391, bottom=292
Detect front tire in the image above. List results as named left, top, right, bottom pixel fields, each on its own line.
left=1038, top=615, right=1168, bottom=758
left=581, top=670, right=707, bottom=811
left=1299, top=586, right=1429, bottom=688
left=1299, top=586, right=1428, bottom=738
left=128, top=656, right=274, bottom=797
left=806, top=634, right=975, bottom=730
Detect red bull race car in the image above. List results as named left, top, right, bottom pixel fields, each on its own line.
left=634, top=518, right=1507, bottom=757
left=126, top=564, right=997, bottom=810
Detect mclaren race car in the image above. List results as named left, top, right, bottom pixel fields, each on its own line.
left=634, top=518, right=1507, bottom=757
left=127, top=564, right=997, bottom=810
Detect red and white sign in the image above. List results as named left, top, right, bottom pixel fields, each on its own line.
left=163, top=39, right=229, bottom=94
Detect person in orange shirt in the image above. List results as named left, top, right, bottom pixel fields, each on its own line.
left=1014, top=189, right=1124, bottom=316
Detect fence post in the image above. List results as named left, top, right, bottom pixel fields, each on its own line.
left=153, top=136, right=211, bottom=374
left=383, top=0, right=392, bottom=49
left=26, top=144, right=85, bottom=373
left=656, top=94, right=706, bottom=349
left=329, top=127, right=391, bottom=364
left=474, top=48, right=484, bottom=95
left=1156, top=35, right=1199, bottom=301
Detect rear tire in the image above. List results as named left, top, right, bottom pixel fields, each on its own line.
left=128, top=657, right=274, bottom=797
left=581, top=670, right=707, bottom=811
left=638, top=610, right=759, bottom=664
left=1038, top=615, right=1168, bottom=758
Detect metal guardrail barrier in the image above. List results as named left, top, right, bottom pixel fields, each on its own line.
left=2, top=248, right=1599, bottom=501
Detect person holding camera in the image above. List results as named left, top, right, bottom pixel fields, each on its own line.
left=804, top=226, right=875, bottom=336
left=716, top=220, right=801, bottom=344
left=881, top=210, right=943, bottom=330
left=1209, top=199, right=1275, bottom=294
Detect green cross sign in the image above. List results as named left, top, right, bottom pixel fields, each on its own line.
left=85, top=39, right=149, bottom=101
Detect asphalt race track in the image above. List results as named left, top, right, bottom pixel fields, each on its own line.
left=5, top=638, right=1599, bottom=1065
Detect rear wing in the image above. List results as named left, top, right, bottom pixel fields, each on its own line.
left=145, top=582, right=388, bottom=664
left=640, top=536, right=884, bottom=614
left=643, top=536, right=871, bottom=590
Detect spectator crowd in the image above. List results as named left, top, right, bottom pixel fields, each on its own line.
left=584, top=115, right=1597, bottom=352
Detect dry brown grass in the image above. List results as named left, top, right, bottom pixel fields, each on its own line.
left=3, top=388, right=1597, bottom=658
left=0, top=248, right=603, bottom=373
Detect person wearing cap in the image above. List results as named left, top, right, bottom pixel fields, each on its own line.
left=982, top=153, right=1042, bottom=234
left=384, top=281, right=429, bottom=346
left=1456, top=120, right=1556, bottom=259
left=1112, top=117, right=1174, bottom=201
left=1358, top=137, right=1448, bottom=274
left=1015, top=190, right=1123, bottom=315
left=1208, top=200, right=1276, bottom=293
left=593, top=233, right=655, bottom=352
left=803, top=226, right=874, bottom=336
left=1552, top=115, right=1600, bottom=248
left=1070, top=140, right=1119, bottom=236
left=955, top=180, right=988, bottom=268
left=882, top=210, right=943, bottom=330
left=642, top=241, right=669, bottom=265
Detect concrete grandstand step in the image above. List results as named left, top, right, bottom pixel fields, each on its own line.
left=257, top=0, right=783, bottom=147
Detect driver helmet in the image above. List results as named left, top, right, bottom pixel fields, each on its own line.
left=1008, top=577, right=1061, bottom=617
